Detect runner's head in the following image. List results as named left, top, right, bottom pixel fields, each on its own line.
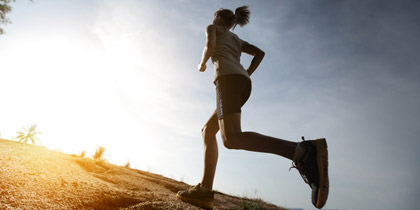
left=213, top=6, right=250, bottom=30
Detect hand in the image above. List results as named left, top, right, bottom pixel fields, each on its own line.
left=198, top=63, right=206, bottom=72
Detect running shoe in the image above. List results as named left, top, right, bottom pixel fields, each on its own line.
left=290, top=137, right=329, bottom=209
left=176, top=183, right=214, bottom=210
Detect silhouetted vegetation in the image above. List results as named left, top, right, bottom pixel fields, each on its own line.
left=16, top=124, right=41, bottom=144
left=0, top=0, right=34, bottom=34
left=230, top=198, right=265, bottom=210
left=0, top=0, right=13, bottom=34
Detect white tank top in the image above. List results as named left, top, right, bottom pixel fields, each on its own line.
left=211, top=30, right=250, bottom=83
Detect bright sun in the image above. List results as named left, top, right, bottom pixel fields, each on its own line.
left=1, top=28, right=173, bottom=169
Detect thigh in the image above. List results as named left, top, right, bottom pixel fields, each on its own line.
left=216, top=75, right=251, bottom=120
left=218, top=113, right=242, bottom=137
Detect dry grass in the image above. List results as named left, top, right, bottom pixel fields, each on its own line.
left=0, top=138, right=286, bottom=210
left=79, top=150, right=87, bottom=158
left=124, top=161, right=130, bottom=168
left=93, top=146, right=106, bottom=161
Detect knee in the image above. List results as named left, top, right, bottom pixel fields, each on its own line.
left=201, top=126, right=210, bottom=138
left=202, top=125, right=216, bottom=141
left=221, top=133, right=239, bottom=150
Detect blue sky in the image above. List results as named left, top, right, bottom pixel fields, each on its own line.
left=1, top=1, right=419, bottom=209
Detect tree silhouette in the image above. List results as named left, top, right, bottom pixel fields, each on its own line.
left=16, top=124, right=41, bottom=144
left=0, top=0, right=33, bottom=34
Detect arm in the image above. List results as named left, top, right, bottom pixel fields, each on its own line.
left=198, top=25, right=217, bottom=72
left=242, top=42, right=265, bottom=76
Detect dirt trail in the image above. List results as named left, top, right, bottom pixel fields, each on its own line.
left=0, top=139, right=285, bottom=210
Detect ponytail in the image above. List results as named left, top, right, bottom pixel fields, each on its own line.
left=214, top=6, right=250, bottom=30
left=233, top=6, right=250, bottom=29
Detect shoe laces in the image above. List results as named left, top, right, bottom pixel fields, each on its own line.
left=289, top=137, right=319, bottom=186
left=190, top=183, right=212, bottom=193
left=189, top=183, right=201, bottom=192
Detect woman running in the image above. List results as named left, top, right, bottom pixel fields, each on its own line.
left=177, top=6, right=329, bottom=209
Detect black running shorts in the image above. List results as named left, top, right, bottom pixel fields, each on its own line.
left=215, top=74, right=252, bottom=119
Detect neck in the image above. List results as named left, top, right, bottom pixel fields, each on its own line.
left=214, top=21, right=230, bottom=30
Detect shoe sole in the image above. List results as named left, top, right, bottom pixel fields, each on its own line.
left=314, top=138, right=329, bottom=209
left=176, top=193, right=214, bottom=210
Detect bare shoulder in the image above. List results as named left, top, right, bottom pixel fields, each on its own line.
left=205, top=24, right=216, bottom=33
left=206, top=24, right=227, bottom=35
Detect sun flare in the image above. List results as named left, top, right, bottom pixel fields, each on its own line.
left=1, top=25, right=172, bottom=169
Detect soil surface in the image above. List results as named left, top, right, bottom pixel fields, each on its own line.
left=0, top=139, right=285, bottom=210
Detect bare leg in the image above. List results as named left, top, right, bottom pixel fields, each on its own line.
left=200, top=110, right=220, bottom=190
left=218, top=113, right=297, bottom=160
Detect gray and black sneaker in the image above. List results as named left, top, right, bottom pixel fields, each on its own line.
left=176, top=183, right=214, bottom=210
left=290, top=137, right=329, bottom=209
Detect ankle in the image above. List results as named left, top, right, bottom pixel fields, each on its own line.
left=293, top=142, right=306, bottom=162
left=199, top=183, right=213, bottom=192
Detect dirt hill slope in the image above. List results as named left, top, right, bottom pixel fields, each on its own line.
left=0, top=139, right=285, bottom=210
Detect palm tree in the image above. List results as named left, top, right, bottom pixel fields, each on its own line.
left=16, top=124, right=41, bottom=144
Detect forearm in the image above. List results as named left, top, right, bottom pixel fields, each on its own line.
left=200, top=45, right=215, bottom=65
left=247, top=51, right=265, bottom=76
left=199, top=25, right=216, bottom=71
